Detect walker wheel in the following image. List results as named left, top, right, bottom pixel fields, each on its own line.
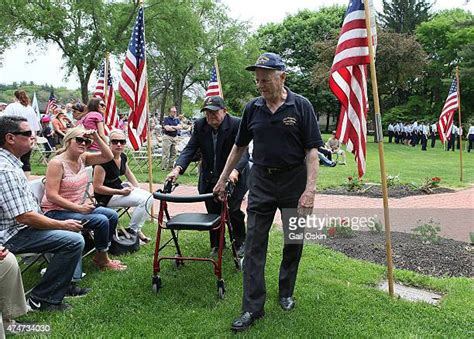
left=152, top=276, right=161, bottom=293
left=217, top=280, right=226, bottom=299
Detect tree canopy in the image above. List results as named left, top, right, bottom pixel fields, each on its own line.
left=0, top=1, right=472, bottom=124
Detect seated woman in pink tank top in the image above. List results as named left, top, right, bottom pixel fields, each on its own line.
left=41, top=126, right=126, bottom=271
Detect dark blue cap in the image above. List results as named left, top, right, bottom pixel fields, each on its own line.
left=201, top=96, right=225, bottom=112
left=246, top=52, right=286, bottom=71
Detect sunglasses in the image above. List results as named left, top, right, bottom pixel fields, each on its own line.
left=99, top=103, right=106, bottom=107
left=75, top=136, right=93, bottom=146
left=11, top=130, right=33, bottom=137
left=110, top=139, right=127, bottom=145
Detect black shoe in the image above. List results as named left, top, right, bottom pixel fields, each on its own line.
left=65, top=283, right=91, bottom=298
left=279, top=296, right=296, bottom=311
left=27, top=297, right=72, bottom=312
left=230, top=311, right=265, bottom=332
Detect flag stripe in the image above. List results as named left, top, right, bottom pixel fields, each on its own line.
left=437, top=79, right=458, bottom=143
left=329, top=0, right=375, bottom=178
left=119, top=7, right=148, bottom=151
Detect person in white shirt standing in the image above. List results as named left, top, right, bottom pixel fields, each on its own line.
left=3, top=90, right=40, bottom=179
left=467, top=122, right=474, bottom=153
left=430, top=122, right=437, bottom=148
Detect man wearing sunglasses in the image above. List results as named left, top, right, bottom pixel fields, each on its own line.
left=0, top=116, right=86, bottom=312
left=167, top=96, right=249, bottom=257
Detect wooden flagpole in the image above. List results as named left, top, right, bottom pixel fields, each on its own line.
left=456, top=66, right=463, bottom=182
left=214, top=57, right=223, bottom=99
left=143, top=6, right=155, bottom=219
left=104, top=53, right=109, bottom=102
left=363, top=0, right=395, bottom=297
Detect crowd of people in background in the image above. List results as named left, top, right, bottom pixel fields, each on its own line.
left=387, top=121, right=474, bottom=152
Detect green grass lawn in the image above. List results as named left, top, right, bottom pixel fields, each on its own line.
left=19, top=222, right=473, bottom=337
left=31, top=134, right=474, bottom=190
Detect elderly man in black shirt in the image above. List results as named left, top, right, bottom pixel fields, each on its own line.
left=214, top=52, right=323, bottom=332
left=167, top=96, right=249, bottom=256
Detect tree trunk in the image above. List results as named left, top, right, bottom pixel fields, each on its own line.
left=325, top=112, right=330, bottom=132
left=159, top=79, right=171, bottom=124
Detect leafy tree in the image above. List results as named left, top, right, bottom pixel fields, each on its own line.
left=145, top=0, right=249, bottom=119
left=379, top=0, right=433, bottom=34
left=256, top=6, right=345, bottom=121
left=0, top=0, right=138, bottom=102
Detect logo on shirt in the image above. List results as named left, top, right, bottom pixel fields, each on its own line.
left=283, top=116, right=297, bottom=126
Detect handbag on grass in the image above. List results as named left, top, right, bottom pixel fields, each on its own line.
left=109, top=226, right=140, bottom=255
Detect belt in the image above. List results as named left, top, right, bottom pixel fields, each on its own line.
left=258, top=163, right=304, bottom=175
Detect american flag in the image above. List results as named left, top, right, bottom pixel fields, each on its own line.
left=94, top=60, right=119, bottom=133
left=329, top=0, right=375, bottom=178
left=205, top=63, right=222, bottom=98
left=119, top=7, right=148, bottom=151
left=437, top=79, right=458, bottom=143
left=45, top=92, right=58, bottom=115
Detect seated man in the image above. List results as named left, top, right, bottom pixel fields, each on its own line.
left=167, top=96, right=249, bottom=256
left=0, top=116, right=87, bottom=312
left=0, top=246, right=28, bottom=335
left=317, top=146, right=336, bottom=167
left=326, top=131, right=346, bottom=165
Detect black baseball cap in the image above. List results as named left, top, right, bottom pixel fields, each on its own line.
left=245, top=52, right=286, bottom=71
left=201, top=96, right=225, bottom=112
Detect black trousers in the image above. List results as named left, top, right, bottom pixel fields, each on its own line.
left=447, top=134, right=455, bottom=151
left=431, top=134, right=436, bottom=148
left=205, top=191, right=246, bottom=248
left=421, top=135, right=427, bottom=151
left=468, top=135, right=474, bottom=152
left=242, top=164, right=306, bottom=313
left=388, top=131, right=394, bottom=143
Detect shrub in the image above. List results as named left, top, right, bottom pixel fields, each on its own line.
left=411, top=219, right=442, bottom=244
left=344, top=176, right=364, bottom=192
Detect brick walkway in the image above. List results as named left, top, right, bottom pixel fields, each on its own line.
left=144, top=183, right=473, bottom=243
left=31, top=175, right=473, bottom=242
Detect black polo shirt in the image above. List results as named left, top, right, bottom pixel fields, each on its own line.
left=235, top=87, right=323, bottom=168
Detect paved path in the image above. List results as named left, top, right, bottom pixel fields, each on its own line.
left=144, top=183, right=473, bottom=243
left=32, top=175, right=473, bottom=242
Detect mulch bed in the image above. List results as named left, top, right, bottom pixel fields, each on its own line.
left=320, top=185, right=455, bottom=199
left=313, top=231, right=473, bottom=278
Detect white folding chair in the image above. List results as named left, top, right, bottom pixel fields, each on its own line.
left=17, top=178, right=50, bottom=275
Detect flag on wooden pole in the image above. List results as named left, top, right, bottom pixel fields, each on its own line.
left=94, top=58, right=119, bottom=133
left=437, top=78, right=459, bottom=144
left=119, top=6, right=148, bottom=151
left=329, top=0, right=376, bottom=178
left=205, top=59, right=223, bottom=98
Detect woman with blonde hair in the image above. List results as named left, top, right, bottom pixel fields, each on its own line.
left=41, top=126, right=127, bottom=271
left=93, top=129, right=152, bottom=242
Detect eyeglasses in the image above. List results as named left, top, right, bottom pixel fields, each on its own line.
left=75, top=136, right=93, bottom=146
left=99, top=103, right=106, bottom=107
left=11, top=130, right=33, bottom=137
left=110, top=139, right=127, bottom=145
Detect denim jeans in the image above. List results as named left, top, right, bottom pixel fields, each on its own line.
left=45, top=207, right=118, bottom=252
left=5, top=228, right=84, bottom=304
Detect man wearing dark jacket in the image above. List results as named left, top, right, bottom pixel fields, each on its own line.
left=167, top=96, right=248, bottom=256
